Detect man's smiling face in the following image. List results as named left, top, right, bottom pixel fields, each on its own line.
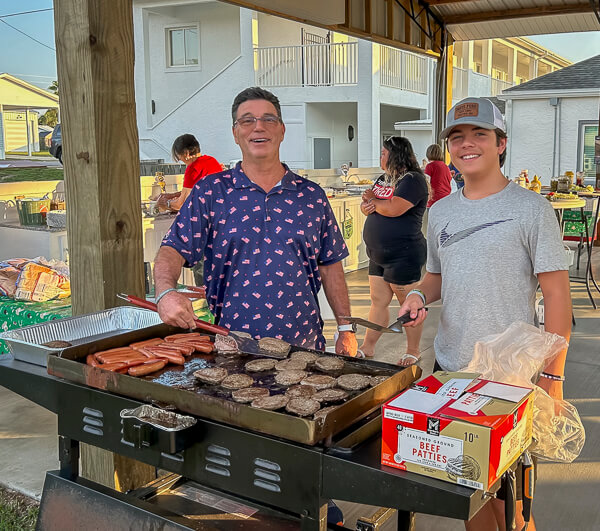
left=447, top=124, right=506, bottom=177
left=232, top=99, right=285, bottom=163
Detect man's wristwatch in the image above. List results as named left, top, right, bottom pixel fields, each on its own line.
left=337, top=323, right=357, bottom=333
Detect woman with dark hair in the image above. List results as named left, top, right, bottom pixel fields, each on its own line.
left=358, top=136, right=429, bottom=365
left=157, top=134, right=222, bottom=212
left=425, top=143, right=453, bottom=207
left=157, top=134, right=222, bottom=286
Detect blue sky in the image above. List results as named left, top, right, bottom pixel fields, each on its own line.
left=0, top=1, right=599, bottom=89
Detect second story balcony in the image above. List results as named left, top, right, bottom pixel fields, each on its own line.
left=254, top=41, right=430, bottom=94
left=452, top=67, right=514, bottom=101
left=379, top=45, right=429, bottom=94
left=255, top=42, right=358, bottom=87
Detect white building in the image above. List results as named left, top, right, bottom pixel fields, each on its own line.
left=395, top=37, right=571, bottom=146
left=451, top=37, right=570, bottom=105
left=500, top=54, right=600, bottom=183
left=132, top=0, right=435, bottom=168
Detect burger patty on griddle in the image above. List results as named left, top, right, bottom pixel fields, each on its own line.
left=300, top=374, right=336, bottom=390
left=231, top=387, right=269, bottom=403
left=286, top=397, right=321, bottom=417
left=336, top=373, right=371, bottom=391
left=193, top=367, right=228, bottom=384
left=274, top=370, right=308, bottom=386
left=251, top=394, right=289, bottom=410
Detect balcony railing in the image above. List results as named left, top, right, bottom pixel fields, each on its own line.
left=452, top=67, right=514, bottom=100
left=491, top=77, right=513, bottom=96
left=452, top=67, right=469, bottom=101
left=379, top=46, right=429, bottom=94
left=254, top=42, right=358, bottom=87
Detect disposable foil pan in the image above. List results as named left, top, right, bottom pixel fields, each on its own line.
left=0, top=306, right=163, bottom=367
left=120, top=405, right=197, bottom=431
left=120, top=405, right=198, bottom=453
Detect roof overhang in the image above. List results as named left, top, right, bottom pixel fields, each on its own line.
left=394, top=119, right=433, bottom=130
left=220, top=0, right=600, bottom=56
left=499, top=88, right=600, bottom=100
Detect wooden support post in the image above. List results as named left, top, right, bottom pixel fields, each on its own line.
left=365, top=0, right=372, bottom=34
left=420, top=11, right=426, bottom=50
left=386, top=0, right=394, bottom=39
left=54, top=0, right=145, bottom=316
left=434, top=35, right=453, bottom=158
left=345, top=0, right=352, bottom=28
left=402, top=0, right=411, bottom=46
left=53, top=0, right=153, bottom=492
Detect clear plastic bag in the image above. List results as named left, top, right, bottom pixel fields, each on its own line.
left=464, top=321, right=585, bottom=463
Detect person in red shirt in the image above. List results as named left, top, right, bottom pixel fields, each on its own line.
left=158, top=134, right=222, bottom=212
left=425, top=143, right=452, bottom=207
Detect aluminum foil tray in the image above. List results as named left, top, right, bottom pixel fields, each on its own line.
left=0, top=306, right=163, bottom=367
left=121, top=405, right=197, bottom=431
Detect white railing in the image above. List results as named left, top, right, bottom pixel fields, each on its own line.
left=452, top=67, right=469, bottom=100
left=255, top=42, right=358, bottom=87
left=491, top=77, right=514, bottom=96
left=379, top=46, right=429, bottom=94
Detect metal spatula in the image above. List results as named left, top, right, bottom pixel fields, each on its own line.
left=341, top=311, right=426, bottom=334
left=117, top=293, right=289, bottom=358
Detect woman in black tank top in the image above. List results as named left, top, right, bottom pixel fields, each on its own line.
left=358, top=136, right=429, bottom=365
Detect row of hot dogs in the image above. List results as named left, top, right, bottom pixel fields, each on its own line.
left=85, top=332, right=214, bottom=377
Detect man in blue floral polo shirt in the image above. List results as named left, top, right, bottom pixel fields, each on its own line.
left=154, top=87, right=357, bottom=356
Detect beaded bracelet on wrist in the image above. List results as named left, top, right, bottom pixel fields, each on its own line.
left=540, top=372, right=565, bottom=382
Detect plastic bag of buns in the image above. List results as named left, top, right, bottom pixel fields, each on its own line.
left=14, top=262, right=71, bottom=302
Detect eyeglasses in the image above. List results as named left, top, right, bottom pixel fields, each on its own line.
left=234, top=115, right=281, bottom=128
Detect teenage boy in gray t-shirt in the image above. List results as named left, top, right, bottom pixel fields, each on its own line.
left=399, top=97, right=572, bottom=531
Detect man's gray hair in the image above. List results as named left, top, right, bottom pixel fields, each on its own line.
left=232, top=87, right=282, bottom=124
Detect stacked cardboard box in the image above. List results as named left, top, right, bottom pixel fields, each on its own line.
left=382, top=372, right=533, bottom=491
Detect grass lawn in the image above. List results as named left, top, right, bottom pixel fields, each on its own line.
left=0, top=168, right=64, bottom=183
left=0, top=487, right=38, bottom=531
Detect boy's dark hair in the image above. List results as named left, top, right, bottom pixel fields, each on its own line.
left=382, top=136, right=423, bottom=182
left=426, top=144, right=444, bottom=162
left=232, top=87, right=282, bottom=124
left=171, top=134, right=200, bottom=161
left=495, top=129, right=507, bottom=167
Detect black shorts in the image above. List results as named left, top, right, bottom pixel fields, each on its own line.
left=367, top=240, right=426, bottom=286
left=433, top=361, right=537, bottom=500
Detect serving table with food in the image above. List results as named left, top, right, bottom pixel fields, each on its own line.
left=0, top=305, right=511, bottom=531
left=545, top=191, right=599, bottom=308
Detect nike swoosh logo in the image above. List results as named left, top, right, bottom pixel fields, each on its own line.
left=440, top=219, right=513, bottom=247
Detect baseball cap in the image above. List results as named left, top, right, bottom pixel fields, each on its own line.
left=440, top=97, right=505, bottom=139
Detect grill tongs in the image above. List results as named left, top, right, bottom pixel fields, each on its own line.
left=340, top=310, right=427, bottom=334
left=117, top=292, right=289, bottom=358
left=118, top=291, right=226, bottom=336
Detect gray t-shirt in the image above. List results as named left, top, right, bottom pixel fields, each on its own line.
left=427, top=181, right=568, bottom=371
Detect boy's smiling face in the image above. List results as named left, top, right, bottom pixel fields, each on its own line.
left=447, top=125, right=506, bottom=178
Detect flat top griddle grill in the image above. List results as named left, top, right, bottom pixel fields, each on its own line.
left=0, top=356, right=496, bottom=530
left=47, top=323, right=420, bottom=445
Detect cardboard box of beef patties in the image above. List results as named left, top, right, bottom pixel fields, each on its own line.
left=381, top=377, right=534, bottom=491
left=410, top=371, right=480, bottom=398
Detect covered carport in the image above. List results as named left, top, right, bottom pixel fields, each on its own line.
left=53, top=0, right=599, bottom=493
